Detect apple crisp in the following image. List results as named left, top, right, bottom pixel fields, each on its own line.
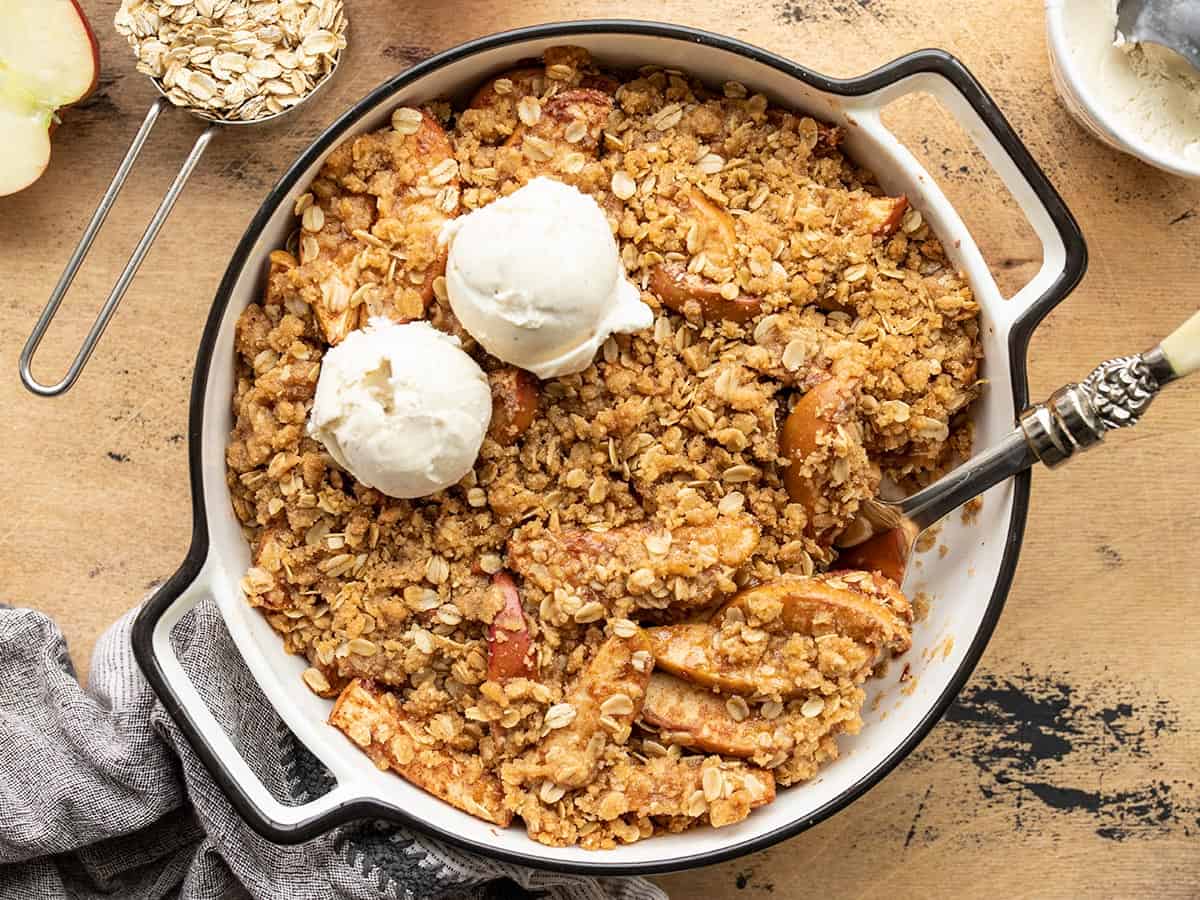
left=227, top=46, right=981, bottom=848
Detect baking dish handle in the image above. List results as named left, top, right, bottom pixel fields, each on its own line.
left=132, top=560, right=370, bottom=843
left=851, top=53, right=1087, bottom=334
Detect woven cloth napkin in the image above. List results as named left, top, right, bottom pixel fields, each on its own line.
left=0, top=600, right=666, bottom=900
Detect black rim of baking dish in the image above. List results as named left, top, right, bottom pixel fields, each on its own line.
left=132, top=19, right=1087, bottom=875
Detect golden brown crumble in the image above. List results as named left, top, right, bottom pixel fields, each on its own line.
left=227, top=47, right=982, bottom=847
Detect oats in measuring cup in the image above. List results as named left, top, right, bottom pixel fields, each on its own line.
left=114, top=0, right=348, bottom=121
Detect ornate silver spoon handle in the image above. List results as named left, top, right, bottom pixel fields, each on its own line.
left=1018, top=343, right=1180, bottom=467
left=896, top=310, right=1199, bottom=530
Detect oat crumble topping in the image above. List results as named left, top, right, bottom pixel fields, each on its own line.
left=227, top=46, right=982, bottom=848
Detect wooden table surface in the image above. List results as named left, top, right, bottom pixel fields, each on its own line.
left=3, top=1, right=1197, bottom=896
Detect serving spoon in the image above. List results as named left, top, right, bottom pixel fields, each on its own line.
left=839, top=309, right=1200, bottom=582
left=1116, top=0, right=1200, bottom=73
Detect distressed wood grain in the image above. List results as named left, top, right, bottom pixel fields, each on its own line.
left=0, top=1, right=1196, bottom=897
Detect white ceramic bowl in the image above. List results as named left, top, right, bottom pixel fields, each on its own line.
left=132, top=22, right=1086, bottom=875
left=1046, top=0, right=1200, bottom=179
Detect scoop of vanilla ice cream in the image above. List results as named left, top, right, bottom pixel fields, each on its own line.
left=442, top=177, right=653, bottom=379
left=1065, top=0, right=1200, bottom=165
left=307, top=318, right=492, bottom=499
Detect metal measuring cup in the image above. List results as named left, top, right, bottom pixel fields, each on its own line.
left=18, top=42, right=343, bottom=397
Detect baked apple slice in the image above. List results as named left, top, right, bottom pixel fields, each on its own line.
left=647, top=572, right=912, bottom=698
left=469, top=66, right=547, bottom=111
left=329, top=679, right=511, bottom=826
left=305, top=108, right=458, bottom=344
left=467, top=52, right=617, bottom=146
left=853, top=193, right=908, bottom=238
left=363, top=108, right=458, bottom=322
left=678, top=187, right=737, bottom=261
left=487, top=367, right=539, bottom=446
left=241, top=527, right=302, bottom=611
left=645, top=620, right=810, bottom=698
left=729, top=572, right=911, bottom=650
left=486, top=571, right=534, bottom=681
left=520, top=629, right=652, bottom=789
left=649, top=187, right=761, bottom=323
left=270, top=247, right=353, bottom=347
left=505, top=88, right=612, bottom=176
left=836, top=513, right=920, bottom=585
left=465, top=65, right=547, bottom=142
left=780, top=375, right=858, bottom=504
left=641, top=671, right=769, bottom=757
left=641, top=671, right=871, bottom=786
left=780, top=374, right=878, bottom=543
left=507, top=514, right=760, bottom=615
left=648, top=263, right=761, bottom=323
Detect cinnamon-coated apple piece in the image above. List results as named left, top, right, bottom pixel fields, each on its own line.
left=780, top=375, right=874, bottom=542
left=468, top=66, right=546, bottom=111
left=729, top=572, right=912, bottom=650
left=244, top=526, right=293, bottom=611
left=486, top=572, right=534, bottom=681
left=467, top=62, right=617, bottom=147
left=369, top=109, right=457, bottom=321
left=0, top=0, right=100, bottom=196
left=780, top=377, right=857, bottom=485
left=646, top=573, right=912, bottom=698
left=274, top=249, right=361, bottom=350
left=836, top=524, right=916, bottom=585
left=306, top=108, right=457, bottom=344
left=648, top=263, right=761, bottom=323
left=649, top=187, right=761, bottom=322
left=646, top=621, right=790, bottom=698
left=487, top=367, right=539, bottom=446
left=522, top=629, right=652, bottom=789
left=679, top=186, right=737, bottom=260
left=329, top=679, right=512, bottom=825
left=854, top=194, right=908, bottom=238
left=641, top=671, right=768, bottom=756
left=505, top=88, right=612, bottom=175
left=310, top=272, right=358, bottom=346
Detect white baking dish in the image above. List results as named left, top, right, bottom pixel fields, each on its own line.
left=132, top=21, right=1086, bottom=874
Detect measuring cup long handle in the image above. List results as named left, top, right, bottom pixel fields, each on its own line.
left=19, top=98, right=219, bottom=397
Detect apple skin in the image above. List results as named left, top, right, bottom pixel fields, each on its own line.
left=42, top=0, right=101, bottom=157
left=486, top=572, right=534, bottom=681
left=67, top=0, right=102, bottom=104
left=0, top=0, right=101, bottom=197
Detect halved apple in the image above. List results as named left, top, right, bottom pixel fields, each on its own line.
left=0, top=0, right=100, bottom=197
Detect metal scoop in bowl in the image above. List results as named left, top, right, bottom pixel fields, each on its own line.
left=1116, top=0, right=1200, bottom=73
left=840, top=310, right=1200, bottom=581
left=18, top=33, right=345, bottom=398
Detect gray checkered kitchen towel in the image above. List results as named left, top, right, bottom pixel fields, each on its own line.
left=0, top=600, right=665, bottom=900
